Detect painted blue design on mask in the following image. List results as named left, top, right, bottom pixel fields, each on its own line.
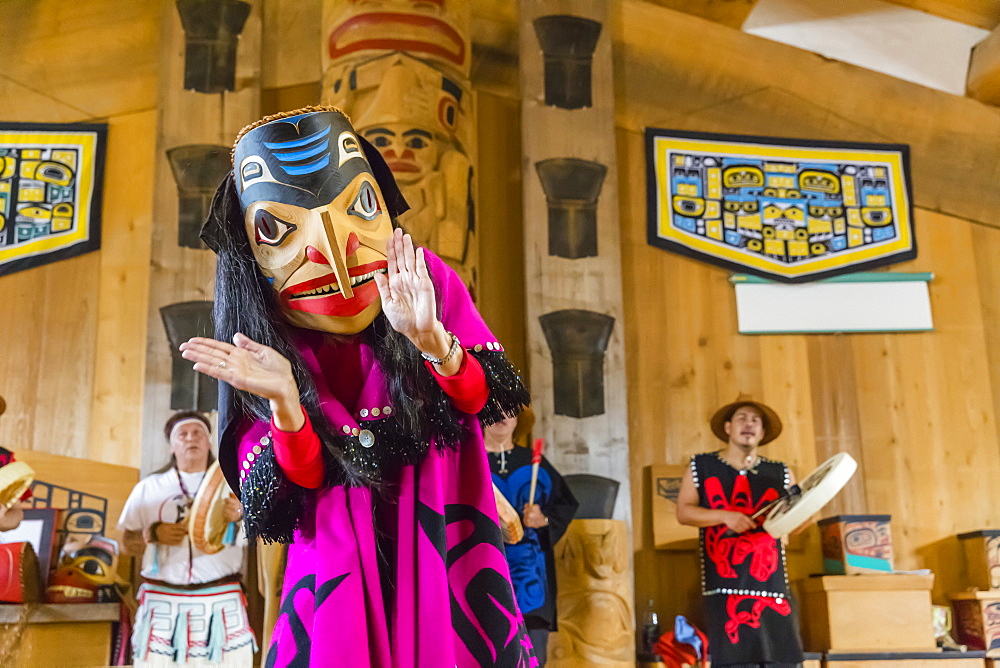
left=281, top=154, right=331, bottom=176
left=274, top=139, right=330, bottom=163
left=262, top=125, right=330, bottom=150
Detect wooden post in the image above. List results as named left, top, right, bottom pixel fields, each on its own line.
left=141, top=1, right=262, bottom=473
left=521, top=3, right=634, bottom=661
left=550, top=519, right=635, bottom=666
left=519, top=2, right=632, bottom=518
left=321, top=0, right=478, bottom=293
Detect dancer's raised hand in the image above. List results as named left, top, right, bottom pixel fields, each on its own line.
left=374, top=229, right=439, bottom=346
left=373, top=229, right=461, bottom=375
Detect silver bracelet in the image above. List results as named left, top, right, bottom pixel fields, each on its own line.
left=421, top=331, right=461, bottom=366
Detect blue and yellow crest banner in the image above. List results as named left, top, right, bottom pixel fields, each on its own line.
left=0, top=122, right=107, bottom=277
left=645, top=129, right=915, bottom=283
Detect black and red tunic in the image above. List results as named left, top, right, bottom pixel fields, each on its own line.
left=691, top=452, right=804, bottom=667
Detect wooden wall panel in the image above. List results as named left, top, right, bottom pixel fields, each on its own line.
left=0, top=1, right=160, bottom=465
left=261, top=0, right=321, bottom=90
left=0, top=268, right=46, bottom=452
left=807, top=336, right=869, bottom=516
left=88, top=110, right=157, bottom=467
left=31, top=252, right=99, bottom=459
left=0, top=1, right=159, bottom=119
left=476, top=92, right=528, bottom=374
left=619, top=0, right=1000, bottom=615
left=0, top=256, right=96, bottom=459
left=972, top=224, right=1000, bottom=454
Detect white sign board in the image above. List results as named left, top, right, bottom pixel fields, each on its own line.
left=733, top=273, right=933, bottom=334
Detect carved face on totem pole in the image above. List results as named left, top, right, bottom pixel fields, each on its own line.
left=551, top=521, right=634, bottom=664
left=323, top=0, right=475, bottom=288
left=233, top=109, right=395, bottom=335
left=327, top=56, right=471, bottom=281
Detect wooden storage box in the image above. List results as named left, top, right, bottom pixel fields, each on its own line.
left=819, top=515, right=894, bottom=574
left=952, top=590, right=1000, bottom=653
left=0, top=602, right=118, bottom=666
left=825, top=651, right=985, bottom=668
left=797, top=574, right=936, bottom=652
left=649, top=464, right=698, bottom=550
left=958, top=530, right=1000, bottom=591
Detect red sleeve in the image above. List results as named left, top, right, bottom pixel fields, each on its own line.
left=271, top=406, right=325, bottom=489
left=424, top=350, right=489, bottom=414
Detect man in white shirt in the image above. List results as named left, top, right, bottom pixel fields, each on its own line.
left=119, top=411, right=256, bottom=667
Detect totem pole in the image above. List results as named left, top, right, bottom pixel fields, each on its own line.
left=322, top=0, right=477, bottom=292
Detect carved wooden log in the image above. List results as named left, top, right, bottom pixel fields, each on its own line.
left=519, top=0, right=632, bottom=514
left=321, top=0, right=477, bottom=292
left=549, top=519, right=635, bottom=666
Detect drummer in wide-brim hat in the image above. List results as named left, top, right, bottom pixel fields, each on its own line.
left=709, top=394, right=783, bottom=447
left=674, top=394, right=805, bottom=667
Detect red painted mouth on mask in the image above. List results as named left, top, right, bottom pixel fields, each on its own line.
left=281, top=260, right=387, bottom=318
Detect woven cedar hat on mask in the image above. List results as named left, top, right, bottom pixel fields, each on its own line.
left=710, top=393, right=783, bottom=446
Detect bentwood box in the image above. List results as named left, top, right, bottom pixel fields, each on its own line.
left=958, top=530, right=1000, bottom=591
left=819, top=515, right=894, bottom=574
left=951, top=590, right=1000, bottom=653
left=797, top=574, right=936, bottom=652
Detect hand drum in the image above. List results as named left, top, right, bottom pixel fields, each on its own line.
left=189, top=461, right=236, bottom=554
left=763, top=452, right=857, bottom=538
left=493, top=482, right=524, bottom=544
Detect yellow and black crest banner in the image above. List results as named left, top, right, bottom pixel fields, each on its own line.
left=646, top=129, right=915, bottom=283
left=0, top=122, right=107, bottom=277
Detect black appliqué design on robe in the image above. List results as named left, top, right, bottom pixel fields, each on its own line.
left=418, top=501, right=534, bottom=666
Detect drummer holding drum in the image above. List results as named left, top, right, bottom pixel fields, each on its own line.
left=676, top=395, right=806, bottom=668
left=119, top=411, right=256, bottom=667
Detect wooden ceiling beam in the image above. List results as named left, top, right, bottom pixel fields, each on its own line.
left=880, top=0, right=1000, bottom=31
left=615, top=0, right=1000, bottom=230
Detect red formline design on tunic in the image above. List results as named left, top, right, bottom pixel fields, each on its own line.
left=703, top=473, right=789, bottom=643
left=724, top=594, right=792, bottom=644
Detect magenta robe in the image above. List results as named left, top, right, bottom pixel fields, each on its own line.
left=226, top=251, right=536, bottom=667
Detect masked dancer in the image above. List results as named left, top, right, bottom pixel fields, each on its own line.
left=181, top=107, right=535, bottom=667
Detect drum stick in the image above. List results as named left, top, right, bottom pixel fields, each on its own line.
left=528, top=438, right=544, bottom=506
left=724, top=484, right=802, bottom=536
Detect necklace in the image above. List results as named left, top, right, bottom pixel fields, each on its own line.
left=173, top=466, right=206, bottom=581
left=716, top=451, right=760, bottom=474
left=175, top=466, right=206, bottom=503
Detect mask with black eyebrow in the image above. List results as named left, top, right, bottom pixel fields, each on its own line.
left=229, top=109, right=410, bottom=336
left=234, top=110, right=375, bottom=213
